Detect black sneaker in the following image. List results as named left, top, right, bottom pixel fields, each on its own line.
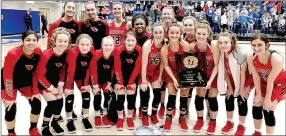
left=41, top=126, right=53, bottom=136
left=51, top=122, right=64, bottom=135
left=72, top=112, right=78, bottom=120
left=58, top=115, right=64, bottom=122
left=66, top=119, right=76, bottom=134
left=82, top=117, right=93, bottom=132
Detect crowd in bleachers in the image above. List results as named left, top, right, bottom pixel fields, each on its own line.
left=101, top=1, right=286, bottom=38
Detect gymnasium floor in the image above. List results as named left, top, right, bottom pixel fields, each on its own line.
left=1, top=36, right=285, bottom=135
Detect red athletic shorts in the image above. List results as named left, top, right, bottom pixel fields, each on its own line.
left=255, top=81, right=285, bottom=102
left=138, top=70, right=159, bottom=84
left=244, top=74, right=254, bottom=89
left=162, top=70, right=178, bottom=87
left=1, top=86, right=33, bottom=100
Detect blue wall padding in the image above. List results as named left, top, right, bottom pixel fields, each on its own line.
left=1, top=9, right=40, bottom=35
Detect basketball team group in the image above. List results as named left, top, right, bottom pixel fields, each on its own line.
left=1, top=1, right=285, bottom=136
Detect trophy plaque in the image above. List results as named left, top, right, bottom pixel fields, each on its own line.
left=175, top=52, right=207, bottom=88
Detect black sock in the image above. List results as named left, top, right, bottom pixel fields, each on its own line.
left=180, top=113, right=186, bottom=118
left=51, top=118, right=59, bottom=125
left=210, top=118, right=216, bottom=122
left=42, top=121, right=50, bottom=128
left=29, top=122, right=37, bottom=130
left=161, top=103, right=165, bottom=107
left=198, top=117, right=203, bottom=120
left=152, top=110, right=157, bottom=115
left=166, top=114, right=172, bottom=119
left=8, top=128, right=15, bottom=133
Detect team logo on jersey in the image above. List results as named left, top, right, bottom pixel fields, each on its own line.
left=103, top=64, right=110, bottom=69
left=25, top=65, right=34, bottom=70
left=183, top=56, right=198, bottom=69
left=126, top=59, right=134, bottom=64
left=81, top=61, right=88, bottom=66
left=66, top=29, right=75, bottom=34
left=90, top=27, right=98, bottom=32
left=55, top=63, right=63, bottom=67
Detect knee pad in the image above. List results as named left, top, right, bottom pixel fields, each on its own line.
left=5, top=103, right=16, bottom=122
left=263, top=110, right=276, bottom=127
left=195, top=95, right=204, bottom=111
left=54, top=98, right=64, bottom=115
left=179, top=96, right=188, bottom=112
left=65, top=94, right=74, bottom=113
left=81, top=92, right=90, bottom=109
left=140, top=88, right=150, bottom=109
left=188, top=88, right=193, bottom=98
left=93, top=93, right=102, bottom=111
left=127, top=95, right=136, bottom=110
left=103, top=92, right=110, bottom=109
left=152, top=88, right=161, bottom=109
left=208, top=97, right=218, bottom=112
left=225, top=95, right=235, bottom=112
left=166, top=95, right=176, bottom=111
left=252, top=106, right=263, bottom=120
left=28, top=98, right=41, bottom=115
left=44, top=101, right=56, bottom=118
left=117, top=95, right=125, bottom=111
left=160, top=81, right=166, bottom=92
left=237, top=96, right=248, bottom=116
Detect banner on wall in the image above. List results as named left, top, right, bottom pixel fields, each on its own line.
left=1, top=9, right=40, bottom=35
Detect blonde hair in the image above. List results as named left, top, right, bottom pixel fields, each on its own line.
left=102, top=36, right=115, bottom=46
left=76, top=34, right=93, bottom=45
left=50, top=27, right=71, bottom=48
left=195, top=22, right=213, bottom=41
left=162, top=6, right=175, bottom=18
left=182, top=16, right=197, bottom=25
left=84, top=1, right=98, bottom=27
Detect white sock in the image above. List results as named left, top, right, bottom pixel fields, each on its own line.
left=239, top=121, right=245, bottom=126
left=103, top=109, right=108, bottom=116
left=67, top=116, right=73, bottom=120
left=227, top=118, right=233, bottom=123
left=95, top=110, right=100, bottom=116
left=255, top=129, right=261, bottom=132
left=118, top=114, right=123, bottom=119
left=83, top=114, right=89, bottom=119
left=127, top=114, right=133, bottom=118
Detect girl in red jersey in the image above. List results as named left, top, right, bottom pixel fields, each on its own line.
left=108, top=2, right=132, bottom=47
left=140, top=23, right=165, bottom=126
left=36, top=27, right=70, bottom=135
left=216, top=32, right=254, bottom=135
left=131, top=13, right=151, bottom=47
left=115, top=31, right=142, bottom=130
left=1, top=31, right=42, bottom=136
left=158, top=6, right=178, bottom=118
left=90, top=36, right=123, bottom=128
left=182, top=16, right=197, bottom=118
left=247, top=33, right=285, bottom=135
left=130, top=13, right=151, bottom=119
left=190, top=22, right=220, bottom=134
left=78, top=2, right=109, bottom=50
left=47, top=1, right=79, bottom=49
left=161, top=23, right=191, bottom=132
left=63, top=34, right=94, bottom=133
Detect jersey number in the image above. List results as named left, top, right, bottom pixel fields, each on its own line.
left=113, top=36, right=120, bottom=45
left=149, top=58, right=160, bottom=64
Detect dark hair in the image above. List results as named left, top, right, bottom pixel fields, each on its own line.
left=22, top=30, right=38, bottom=41
left=61, top=1, right=76, bottom=17
left=131, top=13, right=148, bottom=28
left=251, top=33, right=270, bottom=49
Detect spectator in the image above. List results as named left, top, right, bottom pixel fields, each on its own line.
left=136, top=1, right=140, bottom=11
left=40, top=12, right=48, bottom=36
left=221, top=12, right=227, bottom=32
left=25, top=10, right=33, bottom=30
left=101, top=5, right=111, bottom=19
